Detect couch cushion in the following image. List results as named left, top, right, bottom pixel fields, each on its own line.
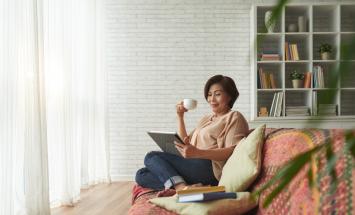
left=149, top=192, right=257, bottom=215
left=218, top=124, right=266, bottom=192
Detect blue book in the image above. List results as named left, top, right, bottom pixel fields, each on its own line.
left=178, top=192, right=237, bottom=203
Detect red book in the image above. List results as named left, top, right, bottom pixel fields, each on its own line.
left=304, top=72, right=311, bottom=88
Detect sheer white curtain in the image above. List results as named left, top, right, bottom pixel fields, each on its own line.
left=1, top=0, right=50, bottom=214
left=44, top=0, right=109, bottom=207
left=0, top=0, right=109, bottom=214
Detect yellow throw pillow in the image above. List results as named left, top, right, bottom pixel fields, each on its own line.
left=218, top=124, right=266, bottom=192
left=150, top=192, right=257, bottom=215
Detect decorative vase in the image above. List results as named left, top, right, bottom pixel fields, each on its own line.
left=298, top=16, right=306, bottom=32
left=321, top=52, right=331, bottom=60
left=292, top=79, right=303, bottom=88
left=288, top=24, right=298, bottom=32
left=264, top=11, right=275, bottom=33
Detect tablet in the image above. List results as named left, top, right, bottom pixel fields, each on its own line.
left=147, top=131, right=184, bottom=156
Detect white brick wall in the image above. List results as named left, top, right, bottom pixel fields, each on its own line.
left=105, top=0, right=353, bottom=181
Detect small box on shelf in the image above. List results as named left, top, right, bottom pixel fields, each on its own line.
left=258, top=107, right=269, bottom=117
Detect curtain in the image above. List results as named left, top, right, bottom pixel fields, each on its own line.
left=0, top=0, right=109, bottom=214
left=1, top=0, right=50, bottom=214
left=44, top=0, right=110, bottom=207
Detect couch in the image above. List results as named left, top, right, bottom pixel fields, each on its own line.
left=128, top=128, right=355, bottom=214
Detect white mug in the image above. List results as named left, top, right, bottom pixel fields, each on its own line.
left=183, top=99, right=197, bottom=110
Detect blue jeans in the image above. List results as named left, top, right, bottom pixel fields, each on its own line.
left=135, top=151, right=218, bottom=190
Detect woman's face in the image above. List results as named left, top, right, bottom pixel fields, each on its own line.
left=207, top=83, right=231, bottom=114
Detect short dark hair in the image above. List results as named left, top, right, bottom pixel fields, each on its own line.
left=204, top=75, right=239, bottom=108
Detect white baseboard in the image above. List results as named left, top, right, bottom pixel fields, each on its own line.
left=110, top=174, right=135, bottom=182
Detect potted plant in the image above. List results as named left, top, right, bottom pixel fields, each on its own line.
left=290, top=70, right=304, bottom=88
left=319, top=43, right=332, bottom=60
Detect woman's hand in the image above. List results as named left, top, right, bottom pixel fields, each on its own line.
left=174, top=137, right=200, bottom=158
left=176, top=101, right=187, bottom=118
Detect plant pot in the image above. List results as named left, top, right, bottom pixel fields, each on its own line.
left=321, top=52, right=331, bottom=60
left=292, top=79, right=303, bottom=88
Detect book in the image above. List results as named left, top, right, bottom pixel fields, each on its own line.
left=177, top=192, right=237, bottom=203
left=312, top=91, right=317, bottom=115
left=285, top=42, right=289, bottom=60
left=270, top=74, right=276, bottom=88
left=258, top=68, right=262, bottom=88
left=269, top=93, right=277, bottom=116
left=275, top=92, right=284, bottom=117
left=294, top=44, right=299, bottom=60
left=265, top=73, right=270, bottom=89
left=304, top=72, right=311, bottom=88
left=176, top=185, right=225, bottom=196
left=273, top=92, right=280, bottom=117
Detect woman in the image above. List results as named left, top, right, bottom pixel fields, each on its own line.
left=135, top=75, right=249, bottom=191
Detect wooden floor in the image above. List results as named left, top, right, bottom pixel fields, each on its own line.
left=51, top=182, right=135, bottom=215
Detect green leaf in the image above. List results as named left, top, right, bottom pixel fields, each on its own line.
left=307, top=167, right=314, bottom=188
left=345, top=132, right=355, bottom=158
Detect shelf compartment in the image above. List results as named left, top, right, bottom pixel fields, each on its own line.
left=257, top=91, right=283, bottom=117
left=312, top=89, right=339, bottom=116
left=285, top=6, right=310, bottom=32
left=312, top=62, right=338, bottom=88
left=340, top=34, right=355, bottom=60
left=313, top=34, right=338, bottom=60
left=257, top=35, right=283, bottom=61
left=340, top=89, right=355, bottom=115
left=285, top=91, right=312, bottom=116
left=285, top=34, right=310, bottom=60
left=257, top=6, right=282, bottom=33
left=340, top=62, right=355, bottom=88
left=257, top=64, right=282, bottom=89
left=341, top=5, right=355, bottom=32
left=285, top=63, right=310, bottom=88
left=313, top=5, right=339, bottom=32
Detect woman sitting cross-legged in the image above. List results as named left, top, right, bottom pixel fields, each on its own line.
left=135, top=75, right=249, bottom=191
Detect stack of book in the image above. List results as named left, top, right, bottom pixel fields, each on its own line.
left=260, top=52, right=280, bottom=61
left=286, top=106, right=310, bottom=116
left=285, top=42, right=300, bottom=61
left=176, top=186, right=237, bottom=203
left=258, top=67, right=277, bottom=89
left=313, top=66, right=325, bottom=88
left=318, top=104, right=337, bottom=116
left=269, top=92, right=284, bottom=117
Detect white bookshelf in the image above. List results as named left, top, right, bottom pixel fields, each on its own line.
left=251, top=3, right=355, bottom=121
